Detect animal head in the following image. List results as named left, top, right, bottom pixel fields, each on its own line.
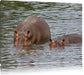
left=49, top=39, right=65, bottom=48
left=14, top=30, right=32, bottom=47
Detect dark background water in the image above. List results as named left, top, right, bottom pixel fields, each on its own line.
left=1, top=1, right=82, bottom=71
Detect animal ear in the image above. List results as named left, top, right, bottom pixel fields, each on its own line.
left=14, top=30, right=18, bottom=37
left=15, top=30, right=17, bottom=34
left=26, top=30, right=31, bottom=38
left=26, top=30, right=30, bottom=34
left=62, top=39, right=65, bottom=42
left=14, top=30, right=19, bottom=42
left=49, top=39, right=52, bottom=42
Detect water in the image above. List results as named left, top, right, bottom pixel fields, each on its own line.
left=1, top=1, right=82, bottom=71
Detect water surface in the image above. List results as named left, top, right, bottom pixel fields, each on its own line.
left=1, top=1, right=82, bottom=71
